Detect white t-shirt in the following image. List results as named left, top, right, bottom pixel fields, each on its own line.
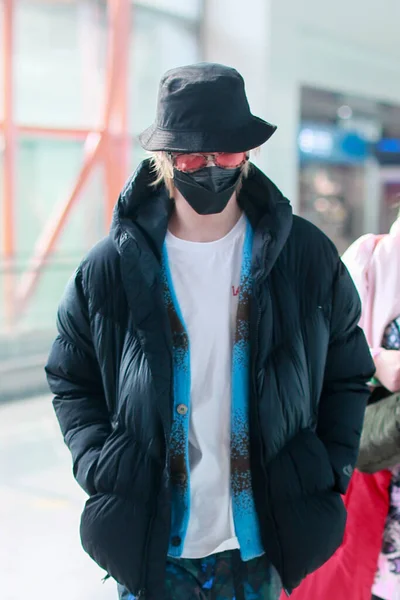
left=165, top=214, right=247, bottom=559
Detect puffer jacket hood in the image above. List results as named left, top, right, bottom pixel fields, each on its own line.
left=110, top=157, right=293, bottom=275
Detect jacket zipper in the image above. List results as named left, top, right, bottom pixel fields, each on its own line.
left=253, top=297, right=290, bottom=594
left=136, top=513, right=155, bottom=599
left=135, top=404, right=166, bottom=598
left=137, top=436, right=168, bottom=599
left=136, top=282, right=173, bottom=600
left=253, top=263, right=291, bottom=594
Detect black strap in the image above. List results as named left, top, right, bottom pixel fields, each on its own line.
left=231, top=551, right=245, bottom=600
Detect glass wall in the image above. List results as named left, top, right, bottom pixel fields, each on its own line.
left=0, top=0, right=203, bottom=339
left=298, top=85, right=400, bottom=254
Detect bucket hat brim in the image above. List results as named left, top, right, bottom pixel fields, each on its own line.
left=139, top=116, right=277, bottom=153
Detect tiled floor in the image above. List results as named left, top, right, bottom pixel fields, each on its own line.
left=0, top=395, right=116, bottom=600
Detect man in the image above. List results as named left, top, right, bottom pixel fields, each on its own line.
left=45, top=63, right=375, bottom=600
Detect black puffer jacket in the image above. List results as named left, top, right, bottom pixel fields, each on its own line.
left=45, top=160, right=374, bottom=599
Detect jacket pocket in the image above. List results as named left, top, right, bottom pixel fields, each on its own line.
left=94, top=429, right=141, bottom=496
left=80, top=493, right=152, bottom=596
left=265, top=428, right=347, bottom=590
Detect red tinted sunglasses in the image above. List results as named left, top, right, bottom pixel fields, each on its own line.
left=171, top=152, right=247, bottom=173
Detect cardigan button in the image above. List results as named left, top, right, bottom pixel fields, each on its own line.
left=176, top=404, right=188, bottom=416
left=171, top=536, right=181, bottom=547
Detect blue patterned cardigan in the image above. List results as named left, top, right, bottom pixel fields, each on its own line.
left=162, top=220, right=263, bottom=561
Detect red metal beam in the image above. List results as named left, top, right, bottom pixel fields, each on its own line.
left=2, top=0, right=16, bottom=326
left=114, top=0, right=130, bottom=197
left=18, top=124, right=102, bottom=140
left=2, top=0, right=15, bottom=259
left=15, top=133, right=104, bottom=312
left=104, top=0, right=131, bottom=225
left=13, top=0, right=131, bottom=320
left=0, top=122, right=102, bottom=140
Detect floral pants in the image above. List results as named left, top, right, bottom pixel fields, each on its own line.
left=118, top=550, right=282, bottom=600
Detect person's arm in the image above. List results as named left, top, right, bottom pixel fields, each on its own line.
left=317, top=260, right=375, bottom=494
left=357, top=392, right=400, bottom=473
left=373, top=349, right=400, bottom=393
left=45, top=266, right=111, bottom=496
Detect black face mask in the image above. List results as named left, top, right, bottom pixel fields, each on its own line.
left=173, top=166, right=242, bottom=215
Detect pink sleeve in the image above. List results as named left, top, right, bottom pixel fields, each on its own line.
left=370, top=347, right=382, bottom=360
left=341, top=234, right=381, bottom=331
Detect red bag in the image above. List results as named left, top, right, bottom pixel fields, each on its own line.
left=280, top=469, right=392, bottom=600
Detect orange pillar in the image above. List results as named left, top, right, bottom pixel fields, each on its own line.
left=104, top=0, right=131, bottom=226
left=12, top=0, right=132, bottom=319
left=2, top=0, right=16, bottom=326
left=16, top=134, right=104, bottom=313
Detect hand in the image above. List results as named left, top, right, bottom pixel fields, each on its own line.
left=374, top=349, right=400, bottom=393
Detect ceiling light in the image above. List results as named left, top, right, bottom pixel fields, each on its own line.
left=337, top=105, right=353, bottom=120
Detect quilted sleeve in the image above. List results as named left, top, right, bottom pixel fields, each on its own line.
left=45, top=267, right=111, bottom=495
left=317, top=260, right=375, bottom=493
left=341, top=233, right=380, bottom=334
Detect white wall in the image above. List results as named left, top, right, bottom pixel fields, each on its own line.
left=10, top=2, right=200, bottom=132
left=285, top=0, right=400, bottom=102
left=203, top=0, right=400, bottom=212
left=203, top=0, right=300, bottom=207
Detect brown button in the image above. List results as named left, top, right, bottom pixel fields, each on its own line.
left=177, top=404, right=188, bottom=415
left=171, top=536, right=181, bottom=547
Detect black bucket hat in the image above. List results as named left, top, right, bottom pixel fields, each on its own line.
left=139, top=63, right=277, bottom=153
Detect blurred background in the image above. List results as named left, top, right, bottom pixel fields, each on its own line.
left=0, top=0, right=400, bottom=598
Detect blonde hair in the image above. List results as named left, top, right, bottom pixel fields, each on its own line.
left=149, top=151, right=253, bottom=197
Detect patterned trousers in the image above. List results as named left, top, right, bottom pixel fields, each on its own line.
left=118, top=550, right=282, bottom=600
